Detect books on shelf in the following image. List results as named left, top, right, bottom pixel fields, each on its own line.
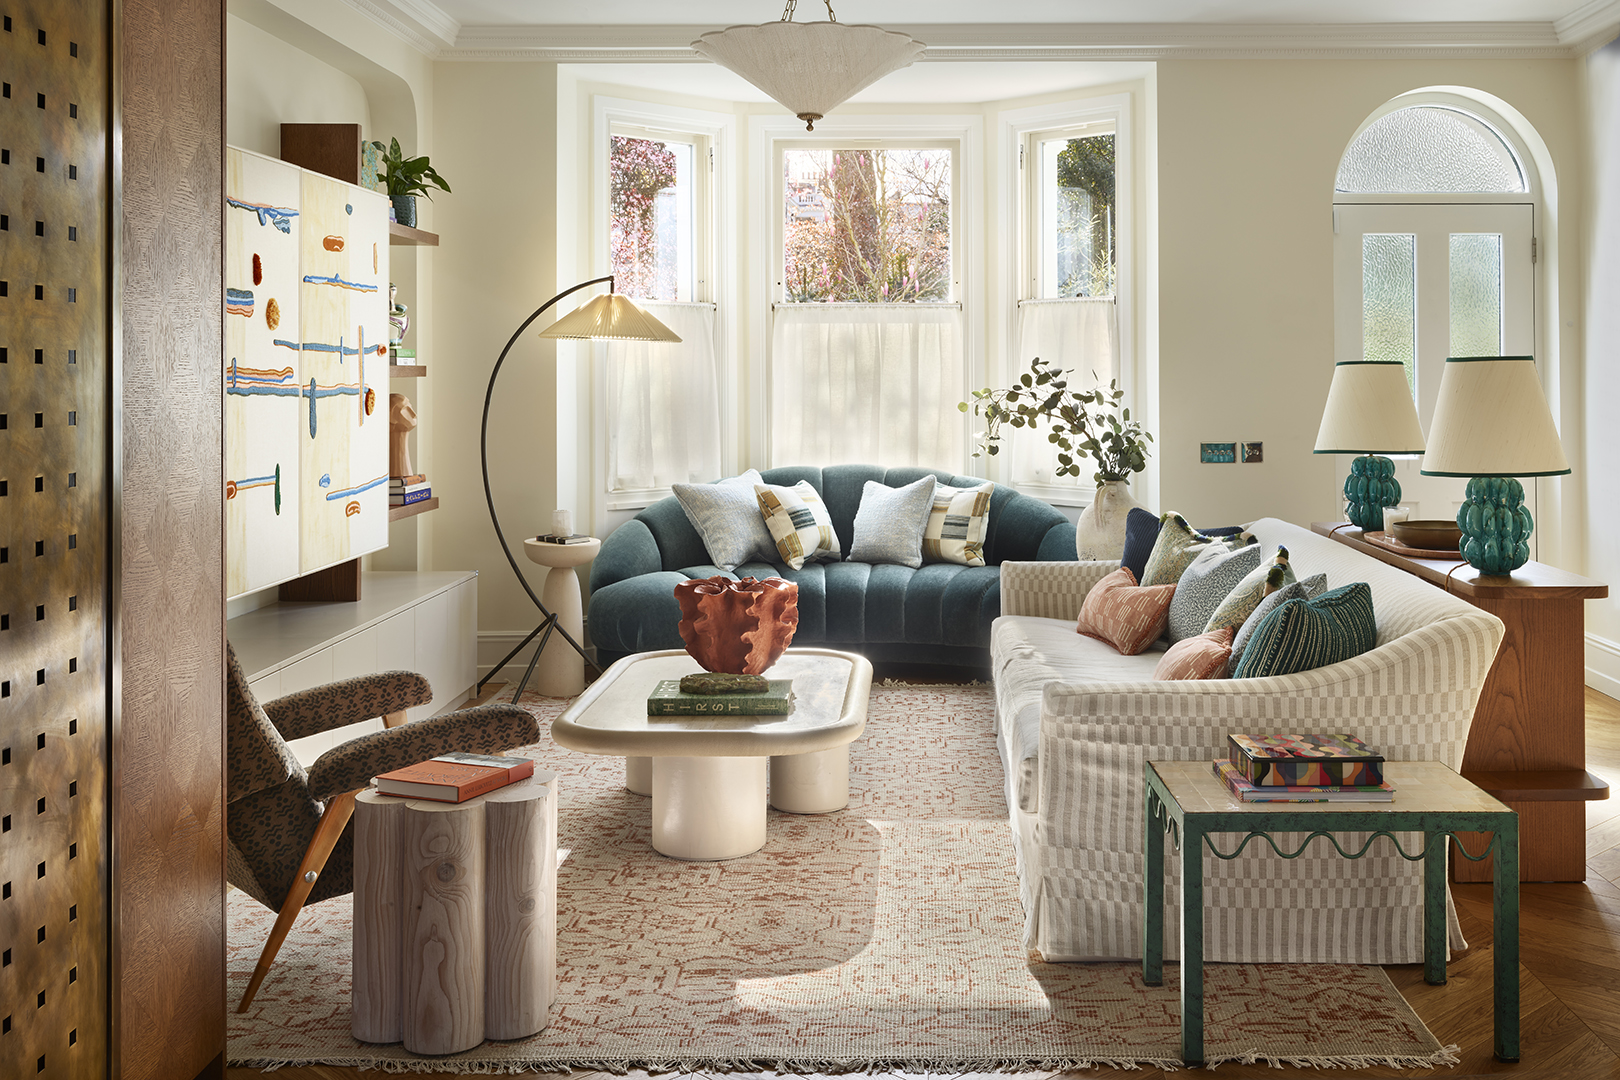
left=647, top=678, right=795, bottom=716
left=1213, top=759, right=1395, bottom=803
left=534, top=533, right=592, bottom=545
left=389, top=347, right=416, bottom=359
left=1227, top=732, right=1385, bottom=787
left=375, top=752, right=535, bottom=803
left=389, top=476, right=431, bottom=506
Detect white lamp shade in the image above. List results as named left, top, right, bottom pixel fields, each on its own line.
left=537, top=293, right=682, bottom=343
left=691, top=20, right=925, bottom=129
left=1421, top=355, right=1570, bottom=477
left=1313, top=361, right=1426, bottom=454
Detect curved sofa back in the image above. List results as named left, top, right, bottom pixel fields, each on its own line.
left=596, top=464, right=1074, bottom=591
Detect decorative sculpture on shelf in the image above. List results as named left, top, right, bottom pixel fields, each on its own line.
left=388, top=283, right=409, bottom=347
left=389, top=393, right=418, bottom=479
left=674, top=576, right=799, bottom=675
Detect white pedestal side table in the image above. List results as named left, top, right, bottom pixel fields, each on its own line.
left=351, top=772, right=558, bottom=1055
left=519, top=537, right=600, bottom=699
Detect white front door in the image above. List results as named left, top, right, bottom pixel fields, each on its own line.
left=1332, top=202, right=1535, bottom=528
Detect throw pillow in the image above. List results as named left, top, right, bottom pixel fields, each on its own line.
left=1155, top=626, right=1235, bottom=680
left=755, top=481, right=841, bottom=571
left=1233, top=581, right=1377, bottom=679
left=1227, top=573, right=1328, bottom=676
left=846, top=475, right=938, bottom=569
left=1074, top=566, right=1177, bottom=656
left=1120, top=509, right=1248, bottom=582
left=1165, top=541, right=1264, bottom=643
left=1140, top=512, right=1253, bottom=587
left=672, top=469, right=779, bottom=572
left=1204, top=545, right=1298, bottom=637
left=922, top=480, right=994, bottom=567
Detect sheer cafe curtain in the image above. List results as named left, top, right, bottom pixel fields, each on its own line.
left=1010, top=297, right=1118, bottom=487
left=769, top=303, right=965, bottom=468
left=607, top=301, right=722, bottom=492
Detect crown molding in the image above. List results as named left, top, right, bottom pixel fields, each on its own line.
left=335, top=0, right=457, bottom=52
left=1554, top=0, right=1620, bottom=53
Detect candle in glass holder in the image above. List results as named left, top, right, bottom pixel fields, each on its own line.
left=1383, top=506, right=1411, bottom=533
left=553, top=509, right=573, bottom=537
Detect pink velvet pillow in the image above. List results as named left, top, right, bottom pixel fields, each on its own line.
left=1155, top=626, right=1236, bottom=680
left=1075, top=567, right=1177, bottom=656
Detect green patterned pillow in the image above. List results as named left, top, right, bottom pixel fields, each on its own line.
left=1204, top=546, right=1297, bottom=636
left=1232, top=582, right=1375, bottom=679
left=755, top=482, right=841, bottom=570
left=1141, top=512, right=1253, bottom=587
left=922, top=481, right=993, bottom=567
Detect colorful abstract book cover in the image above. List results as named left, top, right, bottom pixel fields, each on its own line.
left=1213, top=759, right=1395, bottom=802
left=1227, top=733, right=1385, bottom=787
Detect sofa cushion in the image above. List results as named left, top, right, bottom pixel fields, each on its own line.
left=756, top=481, right=841, bottom=569
left=1205, top=545, right=1296, bottom=637
left=1155, top=626, right=1235, bottom=680
left=923, top=481, right=994, bottom=567
left=848, top=476, right=937, bottom=568
left=1141, top=512, right=1253, bottom=586
left=671, top=469, right=778, bottom=571
left=1226, top=572, right=1329, bottom=676
left=1121, top=508, right=1247, bottom=583
left=1234, top=581, right=1376, bottom=679
left=1075, top=567, right=1176, bottom=655
left=1166, top=541, right=1263, bottom=643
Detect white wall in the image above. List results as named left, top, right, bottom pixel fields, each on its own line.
left=225, top=14, right=372, bottom=156
left=1582, top=41, right=1620, bottom=695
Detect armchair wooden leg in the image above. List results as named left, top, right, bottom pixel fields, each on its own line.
left=237, top=789, right=359, bottom=1013
left=384, top=709, right=406, bottom=729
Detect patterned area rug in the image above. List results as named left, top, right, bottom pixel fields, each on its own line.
left=227, top=683, right=1456, bottom=1074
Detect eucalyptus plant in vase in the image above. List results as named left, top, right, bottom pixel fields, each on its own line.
left=369, top=137, right=451, bottom=229
left=960, top=354, right=1154, bottom=560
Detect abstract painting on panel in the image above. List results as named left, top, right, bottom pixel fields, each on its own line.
left=298, top=170, right=391, bottom=572
left=225, top=148, right=302, bottom=598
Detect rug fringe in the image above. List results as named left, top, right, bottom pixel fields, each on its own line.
left=1200, top=1043, right=1463, bottom=1071
left=228, top=1053, right=1184, bottom=1075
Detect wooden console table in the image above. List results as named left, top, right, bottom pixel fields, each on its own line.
left=1313, top=523, right=1608, bottom=882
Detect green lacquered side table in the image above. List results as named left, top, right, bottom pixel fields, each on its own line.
left=1142, top=760, right=1519, bottom=1066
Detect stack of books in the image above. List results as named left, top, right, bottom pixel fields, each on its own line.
left=374, top=752, right=534, bottom=803
left=534, top=533, right=592, bottom=545
left=389, top=346, right=417, bottom=363
left=647, top=678, right=795, bottom=716
left=1215, top=733, right=1395, bottom=802
left=390, top=474, right=430, bottom=506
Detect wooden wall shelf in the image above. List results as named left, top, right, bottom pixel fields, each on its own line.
left=389, top=496, right=438, bottom=522
left=389, top=222, right=439, bottom=246
left=388, top=364, right=427, bottom=378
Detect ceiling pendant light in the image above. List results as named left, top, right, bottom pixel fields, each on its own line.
left=691, top=0, right=926, bottom=131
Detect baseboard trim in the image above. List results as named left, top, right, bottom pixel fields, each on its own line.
left=478, top=627, right=597, bottom=680
left=1586, top=632, right=1620, bottom=699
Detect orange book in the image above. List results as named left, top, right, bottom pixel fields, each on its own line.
left=374, top=756, right=527, bottom=803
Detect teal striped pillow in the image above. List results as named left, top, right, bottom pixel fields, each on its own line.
left=1231, top=582, right=1376, bottom=679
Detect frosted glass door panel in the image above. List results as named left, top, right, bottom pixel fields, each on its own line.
left=1333, top=203, right=1533, bottom=526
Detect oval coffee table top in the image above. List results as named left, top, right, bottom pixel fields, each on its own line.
left=553, top=648, right=872, bottom=758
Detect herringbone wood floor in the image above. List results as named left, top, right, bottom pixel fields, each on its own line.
left=227, top=688, right=1620, bottom=1080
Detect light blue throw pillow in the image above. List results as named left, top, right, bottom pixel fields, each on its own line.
left=1165, top=541, right=1263, bottom=644
left=1233, top=581, right=1376, bottom=679
left=847, top=476, right=938, bottom=569
left=671, top=469, right=778, bottom=572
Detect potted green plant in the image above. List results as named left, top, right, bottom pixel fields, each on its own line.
left=960, top=354, right=1154, bottom=559
left=369, top=137, right=451, bottom=229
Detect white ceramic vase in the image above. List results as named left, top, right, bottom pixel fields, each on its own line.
left=1075, top=479, right=1144, bottom=561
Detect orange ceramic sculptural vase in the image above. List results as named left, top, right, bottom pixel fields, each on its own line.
left=674, top=576, right=800, bottom=675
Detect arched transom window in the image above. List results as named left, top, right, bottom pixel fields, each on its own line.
left=1336, top=105, right=1527, bottom=195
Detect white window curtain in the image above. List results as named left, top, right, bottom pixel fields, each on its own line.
left=769, top=304, right=965, bottom=468
left=1009, top=297, right=1118, bottom=487
left=607, top=301, right=723, bottom=491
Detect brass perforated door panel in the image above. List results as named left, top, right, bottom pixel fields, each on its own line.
left=0, top=1, right=112, bottom=1074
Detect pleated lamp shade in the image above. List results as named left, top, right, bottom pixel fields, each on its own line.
left=691, top=20, right=926, bottom=131
left=1421, top=356, right=1570, bottom=477
left=1313, top=361, right=1426, bottom=454
left=536, top=293, right=682, bottom=343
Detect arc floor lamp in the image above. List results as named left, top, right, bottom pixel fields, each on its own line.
left=479, top=276, right=681, bottom=700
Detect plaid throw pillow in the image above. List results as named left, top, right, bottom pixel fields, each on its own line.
left=755, top=482, right=841, bottom=570
left=922, top=481, right=993, bottom=567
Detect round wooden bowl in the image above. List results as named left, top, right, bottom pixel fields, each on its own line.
left=1391, top=519, right=1461, bottom=552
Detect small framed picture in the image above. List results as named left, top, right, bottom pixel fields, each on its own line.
left=1241, top=441, right=1264, bottom=463
left=1200, top=442, right=1237, bottom=464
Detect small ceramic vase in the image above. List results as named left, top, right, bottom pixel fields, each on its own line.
left=1075, top=480, right=1144, bottom=561
left=674, top=576, right=800, bottom=675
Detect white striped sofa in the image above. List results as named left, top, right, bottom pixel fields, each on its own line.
left=990, top=517, right=1505, bottom=964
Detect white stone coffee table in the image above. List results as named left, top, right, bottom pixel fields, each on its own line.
left=552, top=648, right=872, bottom=860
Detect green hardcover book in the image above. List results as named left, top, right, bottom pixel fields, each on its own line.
left=390, top=348, right=417, bottom=359
left=647, top=679, right=795, bottom=716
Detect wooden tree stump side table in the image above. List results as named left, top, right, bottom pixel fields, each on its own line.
left=352, top=772, right=558, bottom=1054
left=1142, top=760, right=1519, bottom=1067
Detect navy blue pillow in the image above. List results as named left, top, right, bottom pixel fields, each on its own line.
left=1119, top=509, right=1247, bottom=582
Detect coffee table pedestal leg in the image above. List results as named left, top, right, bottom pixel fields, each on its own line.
left=652, top=755, right=767, bottom=859
left=770, top=744, right=849, bottom=813
left=625, top=756, right=652, bottom=796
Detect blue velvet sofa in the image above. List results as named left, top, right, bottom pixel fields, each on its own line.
left=587, top=464, right=1077, bottom=670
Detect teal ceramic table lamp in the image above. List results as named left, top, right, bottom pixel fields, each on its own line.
left=1420, top=356, right=1569, bottom=575
left=1313, top=361, right=1426, bottom=531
